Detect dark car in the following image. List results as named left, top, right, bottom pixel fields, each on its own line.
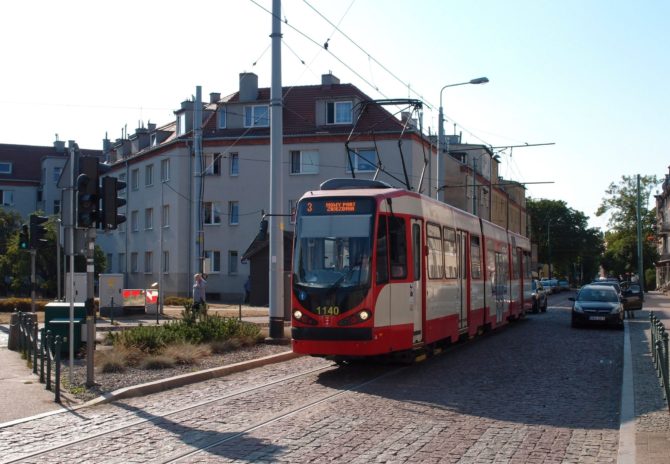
left=531, top=279, right=548, bottom=313
left=570, top=284, right=624, bottom=329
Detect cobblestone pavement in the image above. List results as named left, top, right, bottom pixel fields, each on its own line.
left=0, top=293, right=649, bottom=463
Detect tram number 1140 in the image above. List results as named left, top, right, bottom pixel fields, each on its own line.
left=314, top=306, right=340, bottom=316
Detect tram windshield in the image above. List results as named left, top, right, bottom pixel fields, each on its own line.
left=293, top=198, right=374, bottom=290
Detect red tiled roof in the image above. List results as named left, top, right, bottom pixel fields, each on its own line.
left=0, top=143, right=102, bottom=184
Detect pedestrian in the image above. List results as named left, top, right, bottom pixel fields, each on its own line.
left=244, top=276, right=251, bottom=304
left=193, top=273, right=207, bottom=316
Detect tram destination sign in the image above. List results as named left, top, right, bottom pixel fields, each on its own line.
left=301, top=197, right=375, bottom=215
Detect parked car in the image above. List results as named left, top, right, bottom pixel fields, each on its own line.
left=540, top=278, right=558, bottom=294
left=557, top=280, right=570, bottom=292
left=531, top=280, right=548, bottom=313
left=620, top=281, right=644, bottom=312
left=570, top=284, right=624, bottom=329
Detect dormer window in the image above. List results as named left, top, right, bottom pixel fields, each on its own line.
left=150, top=133, right=158, bottom=147
left=244, top=105, right=269, bottom=127
left=0, top=162, right=12, bottom=174
left=176, top=113, right=186, bottom=136
left=218, top=108, right=227, bottom=129
left=327, top=101, right=352, bottom=124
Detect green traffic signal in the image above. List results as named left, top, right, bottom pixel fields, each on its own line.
left=18, top=224, right=29, bottom=250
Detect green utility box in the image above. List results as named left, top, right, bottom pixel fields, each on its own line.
left=44, top=302, right=86, bottom=355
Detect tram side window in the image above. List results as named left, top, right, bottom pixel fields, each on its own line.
left=471, top=236, right=482, bottom=279
left=388, top=216, right=407, bottom=279
left=523, top=251, right=532, bottom=278
left=376, top=216, right=388, bottom=284
left=427, top=223, right=443, bottom=279
left=444, top=227, right=457, bottom=279
left=512, top=248, right=520, bottom=279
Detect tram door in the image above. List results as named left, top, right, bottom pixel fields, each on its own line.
left=458, top=231, right=468, bottom=331
left=411, top=220, right=423, bottom=344
left=494, top=252, right=505, bottom=323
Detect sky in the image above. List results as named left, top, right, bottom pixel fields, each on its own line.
left=2, top=0, right=668, bottom=231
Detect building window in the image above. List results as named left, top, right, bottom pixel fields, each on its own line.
left=205, top=250, right=221, bottom=273
left=203, top=202, right=221, bottom=225
left=53, top=200, right=61, bottom=215
left=217, top=108, right=226, bottom=128
left=131, top=169, right=139, bottom=190
left=229, top=153, right=239, bottom=176
left=160, top=158, right=170, bottom=182
left=0, top=162, right=12, bottom=174
left=228, top=250, right=238, bottom=275
left=289, top=199, right=297, bottom=225
left=204, top=153, right=221, bottom=176
left=144, top=252, right=153, bottom=273
left=145, top=208, right=153, bottom=230
left=177, top=112, right=186, bottom=136
left=37, top=190, right=43, bottom=202
left=53, top=166, right=62, bottom=182
left=131, top=252, right=138, bottom=273
left=244, top=105, right=269, bottom=127
left=1, top=190, right=14, bottom=207
left=162, top=251, right=169, bottom=274
left=131, top=210, right=139, bottom=232
left=118, top=253, right=126, bottom=273
left=290, top=150, right=319, bottom=174
left=106, top=253, right=113, bottom=273
left=145, top=164, right=154, bottom=186
left=229, top=201, right=239, bottom=225
left=162, top=204, right=169, bottom=228
left=346, top=149, right=376, bottom=172
left=150, top=133, right=158, bottom=147
left=119, top=173, right=127, bottom=197
left=327, top=101, right=352, bottom=124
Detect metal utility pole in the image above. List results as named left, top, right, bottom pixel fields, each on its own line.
left=636, top=174, right=644, bottom=291
left=85, top=227, right=96, bottom=387
left=268, top=0, right=285, bottom=340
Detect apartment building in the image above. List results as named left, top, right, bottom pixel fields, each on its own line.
left=0, top=141, right=102, bottom=220
left=655, top=168, right=670, bottom=289
left=97, top=72, right=431, bottom=301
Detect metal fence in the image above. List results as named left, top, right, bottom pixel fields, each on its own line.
left=14, top=311, right=63, bottom=403
left=650, top=312, right=670, bottom=412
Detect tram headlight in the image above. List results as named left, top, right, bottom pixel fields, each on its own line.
left=293, top=310, right=303, bottom=320
left=359, top=310, right=370, bottom=321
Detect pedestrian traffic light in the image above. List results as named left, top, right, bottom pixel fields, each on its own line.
left=29, top=214, right=48, bottom=248
left=18, top=224, right=29, bottom=250
left=76, top=156, right=100, bottom=228
left=101, top=176, right=126, bottom=230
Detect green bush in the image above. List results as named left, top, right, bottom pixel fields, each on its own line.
left=164, top=296, right=191, bottom=307
left=111, top=315, right=261, bottom=353
left=0, top=298, right=47, bottom=312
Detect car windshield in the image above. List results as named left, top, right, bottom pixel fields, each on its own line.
left=578, top=287, right=618, bottom=302
left=591, top=281, right=620, bottom=293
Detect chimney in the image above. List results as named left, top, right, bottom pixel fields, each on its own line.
left=239, top=72, right=258, bottom=101
left=53, top=140, right=65, bottom=153
left=130, top=127, right=150, bottom=154
left=210, top=92, right=221, bottom=104
left=148, top=122, right=156, bottom=132
left=322, top=73, right=340, bottom=87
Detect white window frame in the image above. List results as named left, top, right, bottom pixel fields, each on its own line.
left=217, top=108, right=226, bottom=128
left=162, top=204, right=170, bottom=228
left=204, top=153, right=221, bottom=176
left=228, top=250, right=238, bottom=275
left=0, top=162, right=12, bottom=174
left=144, top=251, right=153, bottom=274
left=131, top=169, right=139, bottom=191
left=327, top=101, right=353, bottom=124
left=204, top=201, right=221, bottom=225
left=290, top=150, right=319, bottom=174
left=130, top=252, right=138, bottom=273
left=106, top=253, right=113, bottom=273
left=177, top=112, right=186, bottom=136
left=145, top=164, right=154, bottom=187
left=289, top=199, right=297, bottom=225
left=118, top=253, right=126, bottom=273
left=346, top=148, right=377, bottom=173
left=131, top=210, right=139, bottom=232
left=205, top=250, right=221, bottom=273
left=229, top=201, right=239, bottom=225
left=160, top=158, right=170, bottom=182
left=244, top=105, right=269, bottom=127
left=162, top=251, right=169, bottom=274
left=119, top=173, right=127, bottom=197
left=1, top=190, right=14, bottom=206
left=145, top=208, right=153, bottom=230
left=53, top=166, right=62, bottom=182
left=229, top=153, right=239, bottom=176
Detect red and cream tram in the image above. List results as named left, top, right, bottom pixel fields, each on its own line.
left=291, top=178, right=532, bottom=359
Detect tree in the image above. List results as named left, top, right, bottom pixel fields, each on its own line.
left=527, top=198, right=604, bottom=284
left=596, top=174, right=658, bottom=285
left=0, top=209, right=23, bottom=294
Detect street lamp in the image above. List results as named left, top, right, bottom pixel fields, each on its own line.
left=436, top=77, right=489, bottom=202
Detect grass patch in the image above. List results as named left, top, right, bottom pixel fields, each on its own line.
left=141, top=355, right=176, bottom=370
left=96, top=350, right=127, bottom=373
left=162, top=343, right=211, bottom=365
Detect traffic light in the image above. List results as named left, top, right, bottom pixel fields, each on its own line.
left=101, top=176, right=126, bottom=230
left=29, top=214, right=48, bottom=248
left=76, top=156, right=100, bottom=228
left=18, top=224, right=29, bottom=250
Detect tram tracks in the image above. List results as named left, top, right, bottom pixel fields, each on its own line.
left=4, top=361, right=406, bottom=463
